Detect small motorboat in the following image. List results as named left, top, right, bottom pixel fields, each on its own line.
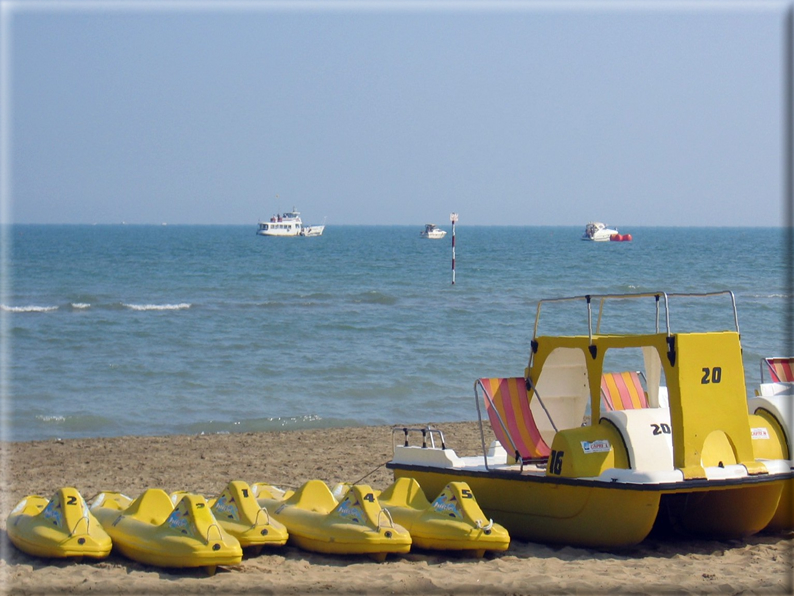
left=253, top=480, right=412, bottom=561
left=91, top=489, right=242, bottom=575
left=300, top=217, right=326, bottom=237
left=420, top=224, right=447, bottom=239
left=337, top=477, right=510, bottom=556
left=7, top=487, right=112, bottom=559
left=300, top=225, right=324, bottom=237
left=582, top=221, right=631, bottom=241
left=171, top=481, right=289, bottom=553
left=387, top=291, right=793, bottom=547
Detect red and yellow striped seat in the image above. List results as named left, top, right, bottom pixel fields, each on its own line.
left=476, top=377, right=550, bottom=463
left=763, top=357, right=794, bottom=383
left=600, top=371, right=649, bottom=411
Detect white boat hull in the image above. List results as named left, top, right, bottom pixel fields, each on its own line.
left=257, top=228, right=300, bottom=237
left=584, top=231, right=616, bottom=241
left=300, top=225, right=324, bottom=237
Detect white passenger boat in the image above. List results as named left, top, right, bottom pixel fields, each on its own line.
left=420, top=224, right=446, bottom=239
left=582, top=221, right=630, bottom=241
left=257, top=209, right=324, bottom=237
left=258, top=209, right=303, bottom=237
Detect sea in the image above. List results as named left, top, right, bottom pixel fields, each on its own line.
left=3, top=224, right=790, bottom=443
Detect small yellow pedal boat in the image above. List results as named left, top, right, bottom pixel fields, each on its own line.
left=172, top=480, right=289, bottom=552
left=376, top=478, right=510, bottom=556
left=7, top=487, right=112, bottom=559
left=91, top=489, right=242, bottom=574
left=253, top=480, right=412, bottom=561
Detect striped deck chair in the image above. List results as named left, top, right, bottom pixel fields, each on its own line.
left=600, top=371, right=649, bottom=411
left=475, top=377, right=551, bottom=465
left=762, top=357, right=794, bottom=383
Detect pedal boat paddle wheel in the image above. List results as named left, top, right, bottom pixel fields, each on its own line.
left=748, top=356, right=794, bottom=532
left=387, top=291, right=793, bottom=548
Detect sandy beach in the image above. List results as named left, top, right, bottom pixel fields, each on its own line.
left=1, top=421, right=791, bottom=595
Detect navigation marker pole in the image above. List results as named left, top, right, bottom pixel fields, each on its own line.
left=450, top=212, right=458, bottom=285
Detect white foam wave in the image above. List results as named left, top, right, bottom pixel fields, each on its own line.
left=36, top=415, right=66, bottom=422
left=123, top=303, right=192, bottom=311
left=70, top=303, right=91, bottom=309
left=1, top=304, right=58, bottom=313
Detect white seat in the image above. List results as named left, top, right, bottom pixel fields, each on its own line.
left=601, top=408, right=674, bottom=472
left=757, top=381, right=794, bottom=397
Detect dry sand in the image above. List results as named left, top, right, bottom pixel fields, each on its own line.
left=1, top=421, right=791, bottom=595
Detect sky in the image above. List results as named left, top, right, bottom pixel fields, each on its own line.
left=2, top=0, right=792, bottom=226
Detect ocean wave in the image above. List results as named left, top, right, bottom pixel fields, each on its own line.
left=299, top=292, right=334, bottom=301
left=253, top=301, right=286, bottom=309
left=746, top=293, right=792, bottom=299
left=182, top=414, right=361, bottom=436
left=1, top=304, right=58, bottom=313
left=29, top=413, right=121, bottom=438
left=123, top=303, right=192, bottom=311
left=69, top=303, right=91, bottom=310
left=36, top=415, right=66, bottom=422
left=351, top=291, right=397, bottom=305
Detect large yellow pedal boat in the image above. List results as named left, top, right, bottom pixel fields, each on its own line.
left=91, top=489, right=242, bottom=574
left=7, top=487, right=112, bottom=559
left=387, top=291, right=793, bottom=548
left=253, top=480, right=412, bottom=561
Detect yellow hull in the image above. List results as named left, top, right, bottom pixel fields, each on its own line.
left=7, top=488, right=112, bottom=559
left=391, top=468, right=784, bottom=547
left=106, top=537, right=242, bottom=569
left=377, top=478, right=510, bottom=555
left=255, top=480, right=411, bottom=558
left=209, top=517, right=288, bottom=550
left=393, top=469, right=658, bottom=547
left=656, top=481, right=784, bottom=539
left=765, top=479, right=794, bottom=532
left=286, top=531, right=408, bottom=560
left=91, top=490, right=242, bottom=570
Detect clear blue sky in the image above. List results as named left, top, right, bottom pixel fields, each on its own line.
left=2, top=1, right=791, bottom=226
